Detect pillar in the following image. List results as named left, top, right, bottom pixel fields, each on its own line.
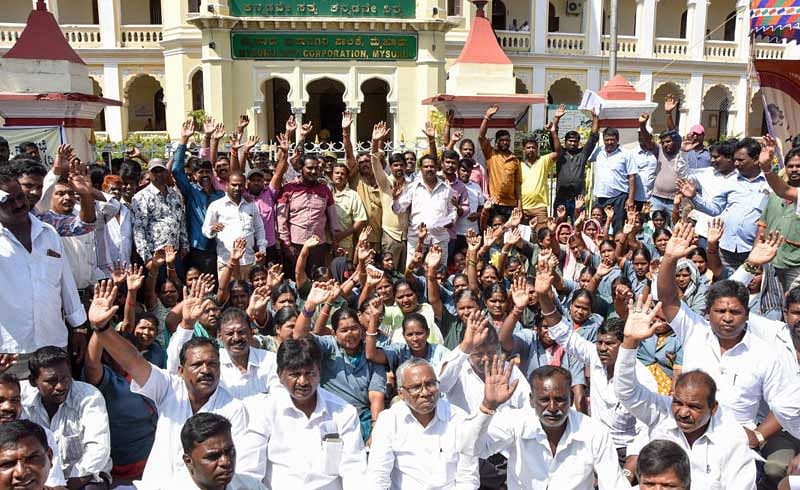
left=201, top=0, right=230, bottom=16
left=587, top=0, right=603, bottom=55
left=97, top=0, right=120, bottom=48
left=635, top=0, right=656, bottom=57
left=733, top=74, right=748, bottom=136
left=532, top=64, right=547, bottom=127
left=102, top=63, right=123, bottom=141
left=638, top=69, right=654, bottom=102
left=734, top=0, right=749, bottom=62
left=587, top=67, right=601, bottom=92
left=686, top=0, right=708, bottom=59
left=685, top=73, right=703, bottom=133
left=291, top=107, right=304, bottom=146
left=532, top=0, right=548, bottom=53
left=202, top=30, right=234, bottom=135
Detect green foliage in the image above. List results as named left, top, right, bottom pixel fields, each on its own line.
left=95, top=134, right=171, bottom=162
left=188, top=109, right=208, bottom=127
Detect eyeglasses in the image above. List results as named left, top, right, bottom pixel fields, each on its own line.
left=402, top=380, right=439, bottom=396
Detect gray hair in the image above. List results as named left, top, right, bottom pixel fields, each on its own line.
left=396, top=358, right=434, bottom=389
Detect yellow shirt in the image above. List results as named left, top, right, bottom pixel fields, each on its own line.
left=521, top=155, right=554, bottom=210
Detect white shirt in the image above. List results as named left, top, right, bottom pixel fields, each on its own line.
left=614, top=346, right=757, bottom=490
left=202, top=194, right=267, bottom=265
left=22, top=381, right=112, bottom=481
left=166, top=327, right=278, bottom=400
left=671, top=302, right=800, bottom=439
left=437, top=347, right=531, bottom=414
left=104, top=203, right=133, bottom=265
left=16, top=415, right=71, bottom=487
left=130, top=366, right=250, bottom=488
left=548, top=318, right=656, bottom=450
left=0, top=214, right=85, bottom=353
left=392, top=177, right=457, bottom=244
left=461, top=408, right=630, bottom=490
left=688, top=165, right=739, bottom=237
left=368, top=398, right=479, bottom=489
left=455, top=180, right=485, bottom=236
left=162, top=472, right=267, bottom=489
left=238, top=386, right=367, bottom=489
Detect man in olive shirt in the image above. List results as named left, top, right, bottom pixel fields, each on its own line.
left=759, top=147, right=800, bottom=291
left=479, top=105, right=521, bottom=219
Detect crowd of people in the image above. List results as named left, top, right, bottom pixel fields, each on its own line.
left=0, top=94, right=800, bottom=490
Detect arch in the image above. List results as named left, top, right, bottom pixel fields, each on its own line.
left=305, top=78, right=347, bottom=144
left=261, top=77, right=292, bottom=142
left=702, top=85, right=733, bottom=141
left=492, top=0, right=507, bottom=30
left=547, top=78, right=582, bottom=106
left=680, top=11, right=687, bottom=38
left=656, top=0, right=688, bottom=38
left=724, top=11, right=736, bottom=41
left=191, top=70, right=204, bottom=111
left=358, top=78, right=391, bottom=145
left=749, top=90, right=767, bottom=137
left=548, top=2, right=559, bottom=32
left=516, top=78, right=529, bottom=94
left=90, top=78, right=106, bottom=132
left=125, top=74, right=166, bottom=132
left=651, top=82, right=686, bottom=133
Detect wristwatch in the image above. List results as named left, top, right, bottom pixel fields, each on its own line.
left=743, top=261, right=760, bottom=275
left=72, top=327, right=89, bottom=335
left=754, top=429, right=767, bottom=448
left=622, top=469, right=634, bottom=481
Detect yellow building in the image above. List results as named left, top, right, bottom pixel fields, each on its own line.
left=0, top=0, right=794, bottom=145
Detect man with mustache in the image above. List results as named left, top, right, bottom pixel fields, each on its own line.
left=532, top=259, right=656, bottom=465
left=479, top=105, right=521, bottom=219
left=0, top=420, right=54, bottom=490
left=172, top=118, right=225, bottom=276
left=461, top=360, right=629, bottom=489
left=367, top=358, right=479, bottom=488
left=87, top=280, right=251, bottom=488
left=238, top=338, right=367, bottom=487
left=21, top=347, right=112, bottom=489
left=614, top=295, right=756, bottom=489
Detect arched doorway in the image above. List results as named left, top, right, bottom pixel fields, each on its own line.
left=191, top=70, right=204, bottom=111
left=723, top=11, right=736, bottom=41
left=262, top=78, right=292, bottom=142
left=749, top=90, right=767, bottom=137
left=516, top=78, right=530, bottom=132
left=651, top=82, right=685, bottom=133
left=358, top=79, right=390, bottom=146
left=305, top=78, right=346, bottom=144
left=655, top=0, right=687, bottom=38
left=492, top=0, right=507, bottom=30
left=91, top=78, right=106, bottom=132
left=125, top=74, right=166, bottom=132
left=547, top=78, right=583, bottom=105
left=702, top=85, right=733, bottom=142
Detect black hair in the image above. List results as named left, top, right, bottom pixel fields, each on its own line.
left=227, top=279, right=252, bottom=297
left=709, top=139, right=736, bottom=160
left=178, top=337, right=219, bottom=367
left=564, top=130, right=580, bottom=141
left=219, top=307, right=251, bottom=330
left=521, top=136, right=538, bottom=147
left=598, top=316, right=625, bottom=341
left=119, top=160, right=142, bottom=182
left=192, top=159, right=213, bottom=172
left=28, top=346, right=70, bottom=382
left=88, top=164, right=109, bottom=189
left=273, top=306, right=299, bottom=326
left=536, top=227, right=552, bottom=243
left=418, top=154, right=437, bottom=166
left=530, top=365, right=572, bottom=389
left=270, top=282, right=297, bottom=304
left=311, top=266, right=331, bottom=281
left=637, top=439, right=691, bottom=489
left=393, top=279, right=419, bottom=298
left=482, top=283, right=508, bottom=303
left=652, top=226, right=672, bottom=241
left=632, top=247, right=652, bottom=262
left=276, top=337, right=322, bottom=373
left=19, top=142, right=39, bottom=155
left=441, top=149, right=460, bottom=161
left=706, top=279, right=749, bottom=314
left=674, top=370, right=717, bottom=407
left=690, top=248, right=707, bottom=262
left=735, top=137, right=761, bottom=160
left=580, top=266, right=597, bottom=277
left=571, top=288, right=595, bottom=308
left=786, top=287, right=800, bottom=309
left=358, top=292, right=383, bottom=313
left=248, top=265, right=267, bottom=283
left=495, top=129, right=511, bottom=140
left=402, top=312, right=430, bottom=334
left=0, top=373, right=20, bottom=392
left=454, top=289, right=482, bottom=309
left=0, top=419, right=48, bottom=452
left=602, top=127, right=620, bottom=138
left=403, top=150, right=416, bottom=160
left=9, top=158, right=47, bottom=178
left=180, top=413, right=231, bottom=454
left=458, top=138, right=475, bottom=151
left=388, top=153, right=405, bottom=164
left=611, top=276, right=633, bottom=291
left=331, top=307, right=360, bottom=332
left=786, top=146, right=800, bottom=165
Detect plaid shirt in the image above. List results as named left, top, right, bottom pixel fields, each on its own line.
left=35, top=210, right=95, bottom=237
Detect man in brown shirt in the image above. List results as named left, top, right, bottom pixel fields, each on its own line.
left=479, top=104, right=522, bottom=219
left=343, top=111, right=382, bottom=251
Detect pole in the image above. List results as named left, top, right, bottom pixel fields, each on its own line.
left=609, top=0, right=619, bottom=76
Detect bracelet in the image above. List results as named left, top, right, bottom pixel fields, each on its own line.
left=754, top=429, right=767, bottom=447
left=479, top=404, right=497, bottom=415
left=365, top=331, right=379, bottom=336
left=72, top=327, right=89, bottom=334
left=323, top=302, right=333, bottom=308
left=468, top=259, right=477, bottom=266
left=540, top=307, right=557, bottom=317
left=90, top=322, right=111, bottom=333
left=301, top=307, right=315, bottom=318
left=743, top=261, right=760, bottom=274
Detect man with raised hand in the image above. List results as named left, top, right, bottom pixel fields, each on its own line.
left=615, top=294, right=756, bottom=489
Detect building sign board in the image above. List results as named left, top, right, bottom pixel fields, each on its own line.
left=230, top=1, right=415, bottom=18
left=231, top=32, right=418, bottom=61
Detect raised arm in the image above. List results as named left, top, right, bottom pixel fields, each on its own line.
left=657, top=221, right=696, bottom=322
left=705, top=218, right=725, bottom=280
left=88, top=281, right=152, bottom=387
left=370, top=122, right=392, bottom=192
left=293, top=281, right=331, bottom=339
left=501, top=276, right=528, bottom=352
left=423, top=121, right=438, bottom=161
left=271, top=132, right=290, bottom=191
left=364, top=301, right=388, bottom=365
left=478, top=105, right=499, bottom=160
left=342, top=111, right=357, bottom=175
left=295, top=236, right=320, bottom=291
left=638, top=112, right=657, bottom=152
left=69, top=160, right=97, bottom=224
left=424, top=244, right=444, bottom=320
left=84, top=330, right=105, bottom=387
left=664, top=94, right=678, bottom=132
left=465, top=230, right=482, bottom=294
left=761, top=134, right=798, bottom=201
left=120, top=264, right=144, bottom=333
left=209, top=119, right=227, bottom=166
left=547, top=104, right=565, bottom=160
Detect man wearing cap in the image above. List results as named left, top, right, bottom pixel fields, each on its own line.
left=132, top=153, right=189, bottom=266
left=321, top=151, right=338, bottom=185
left=685, top=124, right=711, bottom=172
left=645, top=95, right=686, bottom=221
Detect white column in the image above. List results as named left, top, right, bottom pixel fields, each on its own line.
left=687, top=0, right=708, bottom=59
left=97, top=0, right=120, bottom=48
left=733, top=74, right=749, bottom=136
left=587, top=67, right=601, bottom=91
left=533, top=0, right=548, bottom=53
left=734, top=0, right=749, bottom=62
left=587, top=0, right=603, bottom=55
left=685, top=73, right=704, bottom=132
left=532, top=64, right=547, bottom=128
left=292, top=107, right=304, bottom=147
left=102, top=63, right=123, bottom=141
left=389, top=104, right=399, bottom=150
left=635, top=0, right=656, bottom=57
left=638, top=69, right=654, bottom=101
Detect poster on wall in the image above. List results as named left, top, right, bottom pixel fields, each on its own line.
left=0, top=126, right=65, bottom=168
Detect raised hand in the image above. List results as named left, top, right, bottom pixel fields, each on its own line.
left=299, top=122, right=313, bottom=140
left=484, top=104, right=499, bottom=119
left=372, top=122, right=390, bottom=145
left=285, top=115, right=297, bottom=134
left=423, top=121, right=436, bottom=139
left=707, top=218, right=724, bottom=245
left=323, top=280, right=342, bottom=304
left=248, top=285, right=270, bottom=314
left=266, top=264, right=285, bottom=289
left=664, top=93, right=678, bottom=113
left=305, top=281, right=332, bottom=308
left=556, top=205, right=567, bottom=221
left=202, top=117, right=215, bottom=137
left=181, top=118, right=196, bottom=144
left=418, top=223, right=428, bottom=243
left=237, top=114, right=250, bottom=133
left=229, top=131, right=242, bottom=150
left=164, top=243, right=177, bottom=266
left=182, top=281, right=211, bottom=326
left=507, top=226, right=522, bottom=247
left=88, top=280, right=120, bottom=328
left=450, top=130, right=464, bottom=145
left=125, top=263, right=145, bottom=291
left=507, top=207, right=523, bottom=227
left=482, top=355, right=520, bottom=411
left=110, top=260, right=127, bottom=285
left=303, top=235, right=321, bottom=251
left=358, top=226, right=373, bottom=246
left=759, top=134, right=777, bottom=173
left=425, top=244, right=443, bottom=270
left=357, top=242, right=375, bottom=264
left=211, top=222, right=225, bottom=234
left=664, top=221, right=696, bottom=259
left=392, top=178, right=405, bottom=200
left=748, top=230, right=784, bottom=266
left=54, top=144, right=74, bottom=174
left=462, top=309, right=489, bottom=353
left=575, top=194, right=585, bottom=211
left=623, top=295, right=662, bottom=341
left=675, top=178, right=696, bottom=200
left=0, top=354, right=17, bottom=375
left=195, top=274, right=216, bottom=296
left=212, top=122, right=226, bottom=141
left=510, top=275, right=529, bottom=309
left=244, top=135, right=260, bottom=154
left=341, top=111, right=354, bottom=131
left=466, top=229, right=482, bottom=253
left=534, top=258, right=554, bottom=295
left=231, top=237, right=247, bottom=262
left=604, top=205, right=614, bottom=221
left=639, top=112, right=650, bottom=124
left=365, top=266, right=384, bottom=287
left=596, top=257, right=614, bottom=277
left=554, top=104, right=567, bottom=119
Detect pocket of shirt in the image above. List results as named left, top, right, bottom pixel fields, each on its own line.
left=34, top=255, right=62, bottom=288
left=62, top=433, right=83, bottom=464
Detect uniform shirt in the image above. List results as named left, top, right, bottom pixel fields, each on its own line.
left=392, top=177, right=457, bottom=245
left=592, top=146, right=637, bottom=199
left=22, top=381, right=112, bottom=481
left=131, top=183, right=189, bottom=261
left=631, top=146, right=657, bottom=201
left=549, top=318, right=656, bottom=450
left=130, top=365, right=250, bottom=487
left=368, top=398, right=479, bottom=489
left=671, top=302, right=800, bottom=438
left=239, top=386, right=367, bottom=489
left=0, top=214, right=85, bottom=354
left=437, top=347, right=532, bottom=414
left=614, top=346, right=756, bottom=490
left=332, top=185, right=367, bottom=251
left=507, top=328, right=586, bottom=386
left=461, top=408, right=630, bottom=490
left=201, top=194, right=267, bottom=265
left=315, top=336, right=387, bottom=416
left=480, top=142, right=521, bottom=207
left=521, top=155, right=554, bottom=211
left=276, top=179, right=335, bottom=246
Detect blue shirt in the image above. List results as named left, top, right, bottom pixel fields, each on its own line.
left=94, top=366, right=158, bottom=466
left=692, top=173, right=771, bottom=253
left=592, top=146, right=637, bottom=199
left=315, top=336, right=387, bottom=415
left=380, top=342, right=450, bottom=373
left=632, top=147, right=658, bottom=201
left=171, top=144, right=225, bottom=251
left=686, top=147, right=712, bottom=172
left=637, top=332, right=683, bottom=377
left=509, top=329, right=586, bottom=386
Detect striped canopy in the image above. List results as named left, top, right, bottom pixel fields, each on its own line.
left=751, top=0, right=800, bottom=42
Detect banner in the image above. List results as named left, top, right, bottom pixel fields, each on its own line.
left=753, top=60, right=800, bottom=168
left=0, top=126, right=64, bottom=168
left=750, top=0, right=800, bottom=42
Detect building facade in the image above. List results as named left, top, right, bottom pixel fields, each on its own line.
left=0, top=0, right=793, bottom=146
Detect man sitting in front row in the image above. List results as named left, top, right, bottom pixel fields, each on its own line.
left=636, top=439, right=692, bottom=490
left=0, top=419, right=55, bottom=490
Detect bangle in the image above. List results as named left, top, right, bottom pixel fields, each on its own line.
left=468, top=259, right=477, bottom=266
left=743, top=261, right=760, bottom=274
left=323, top=302, right=333, bottom=308
left=365, top=331, right=379, bottom=336
left=541, top=307, right=557, bottom=317
left=479, top=404, right=497, bottom=415
left=301, top=307, right=315, bottom=318
left=754, top=429, right=767, bottom=447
